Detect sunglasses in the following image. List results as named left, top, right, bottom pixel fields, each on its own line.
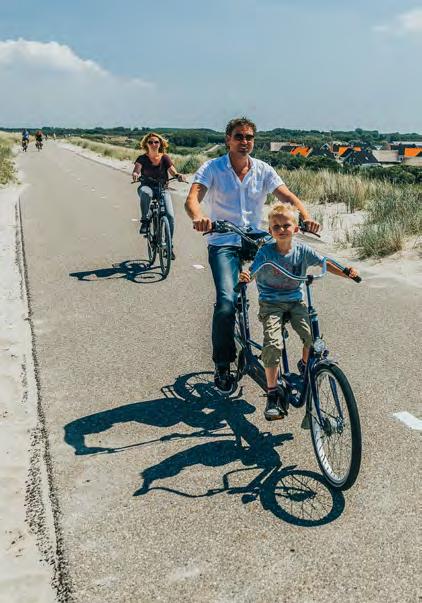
left=148, top=140, right=160, bottom=145
left=232, top=133, right=254, bottom=142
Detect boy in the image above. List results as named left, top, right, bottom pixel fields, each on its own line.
left=239, top=203, right=359, bottom=422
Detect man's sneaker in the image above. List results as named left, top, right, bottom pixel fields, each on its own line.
left=139, top=220, right=148, bottom=234
left=264, top=390, right=284, bottom=421
left=214, top=365, right=234, bottom=394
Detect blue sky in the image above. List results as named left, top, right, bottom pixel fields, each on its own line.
left=1, top=0, right=422, bottom=131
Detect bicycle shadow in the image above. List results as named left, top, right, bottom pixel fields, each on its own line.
left=64, top=371, right=344, bottom=526
left=69, top=259, right=165, bottom=283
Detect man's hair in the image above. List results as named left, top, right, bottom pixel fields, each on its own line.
left=139, top=132, right=169, bottom=154
left=225, top=117, right=257, bottom=137
left=268, top=202, right=298, bottom=224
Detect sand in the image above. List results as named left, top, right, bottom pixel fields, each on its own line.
left=0, top=181, right=56, bottom=602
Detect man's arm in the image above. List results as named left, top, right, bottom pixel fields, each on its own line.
left=273, top=185, right=320, bottom=233
left=185, top=183, right=212, bottom=231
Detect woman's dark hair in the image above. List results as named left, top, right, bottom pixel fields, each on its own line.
left=225, top=117, right=257, bottom=137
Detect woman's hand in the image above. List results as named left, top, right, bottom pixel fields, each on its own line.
left=239, top=270, right=251, bottom=283
left=177, top=174, right=187, bottom=183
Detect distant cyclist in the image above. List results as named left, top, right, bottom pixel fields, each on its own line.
left=21, top=129, right=29, bottom=151
left=185, top=116, right=320, bottom=393
left=35, top=130, right=43, bottom=150
left=132, top=132, right=186, bottom=259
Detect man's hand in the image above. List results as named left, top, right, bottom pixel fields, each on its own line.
left=177, top=174, right=188, bottom=183
left=192, top=216, right=212, bottom=232
left=239, top=270, right=251, bottom=283
left=302, top=218, right=320, bottom=234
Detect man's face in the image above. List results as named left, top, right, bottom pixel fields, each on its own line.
left=226, top=125, right=255, bottom=155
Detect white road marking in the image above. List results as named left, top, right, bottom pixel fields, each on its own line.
left=192, top=264, right=205, bottom=270
left=393, top=412, right=422, bottom=431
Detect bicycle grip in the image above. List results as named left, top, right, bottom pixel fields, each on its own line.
left=342, top=267, right=362, bottom=283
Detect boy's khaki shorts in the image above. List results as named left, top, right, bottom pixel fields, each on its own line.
left=258, top=300, right=312, bottom=368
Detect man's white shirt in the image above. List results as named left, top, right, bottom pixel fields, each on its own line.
left=193, top=154, right=284, bottom=246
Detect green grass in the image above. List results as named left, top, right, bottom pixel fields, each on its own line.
left=351, top=186, right=422, bottom=258
left=0, top=133, right=18, bottom=185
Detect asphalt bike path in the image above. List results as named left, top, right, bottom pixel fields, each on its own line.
left=19, top=143, right=420, bottom=602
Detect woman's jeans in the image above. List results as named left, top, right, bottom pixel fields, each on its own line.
left=208, top=245, right=241, bottom=366
left=137, top=185, right=175, bottom=238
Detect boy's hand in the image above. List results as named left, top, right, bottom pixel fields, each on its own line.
left=239, top=270, right=251, bottom=283
left=347, top=266, right=359, bottom=280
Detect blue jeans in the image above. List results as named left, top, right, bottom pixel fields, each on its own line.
left=208, top=245, right=241, bottom=366
left=137, top=185, right=175, bottom=238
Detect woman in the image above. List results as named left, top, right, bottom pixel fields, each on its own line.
left=132, top=132, right=185, bottom=259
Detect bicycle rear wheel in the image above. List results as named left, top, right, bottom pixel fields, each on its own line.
left=310, top=363, right=362, bottom=490
left=146, top=217, right=157, bottom=266
left=158, top=216, right=172, bottom=278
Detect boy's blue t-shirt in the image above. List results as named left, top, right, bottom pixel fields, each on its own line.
left=249, top=241, right=325, bottom=302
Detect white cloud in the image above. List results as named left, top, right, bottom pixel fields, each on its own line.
left=397, top=8, right=422, bottom=33
left=0, top=39, right=159, bottom=127
left=374, top=8, right=422, bottom=36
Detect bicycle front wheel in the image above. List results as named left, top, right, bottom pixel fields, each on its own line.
left=158, top=216, right=172, bottom=278
left=310, top=363, right=362, bottom=490
left=146, top=217, right=157, bottom=266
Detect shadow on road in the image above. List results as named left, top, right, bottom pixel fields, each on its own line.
left=69, top=259, right=164, bottom=283
left=64, top=371, right=344, bottom=526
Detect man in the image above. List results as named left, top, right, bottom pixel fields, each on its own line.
left=185, top=117, right=319, bottom=393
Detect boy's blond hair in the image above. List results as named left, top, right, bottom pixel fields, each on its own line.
left=268, top=202, right=298, bottom=224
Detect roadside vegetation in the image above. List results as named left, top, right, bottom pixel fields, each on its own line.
left=0, top=132, right=18, bottom=185
left=67, top=136, right=208, bottom=175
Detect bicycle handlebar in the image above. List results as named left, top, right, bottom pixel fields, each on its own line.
left=209, top=220, right=363, bottom=291
left=132, top=175, right=180, bottom=185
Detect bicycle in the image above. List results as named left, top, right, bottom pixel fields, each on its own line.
left=135, top=176, right=178, bottom=278
left=35, top=139, right=43, bottom=151
left=209, top=220, right=362, bottom=490
left=22, top=139, right=28, bottom=152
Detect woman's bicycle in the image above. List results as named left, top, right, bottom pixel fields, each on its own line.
left=209, top=220, right=362, bottom=490
left=135, top=176, right=178, bottom=278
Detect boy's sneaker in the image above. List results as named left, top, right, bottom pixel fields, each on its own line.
left=139, top=220, right=149, bottom=234
left=264, top=390, right=284, bottom=421
left=214, top=364, right=234, bottom=394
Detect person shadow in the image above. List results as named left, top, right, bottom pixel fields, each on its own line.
left=69, top=259, right=164, bottom=284
left=64, top=371, right=345, bottom=526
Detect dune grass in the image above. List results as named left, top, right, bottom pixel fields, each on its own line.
left=0, top=133, right=18, bottom=185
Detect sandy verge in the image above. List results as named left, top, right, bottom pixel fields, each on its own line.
left=0, top=182, right=57, bottom=602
